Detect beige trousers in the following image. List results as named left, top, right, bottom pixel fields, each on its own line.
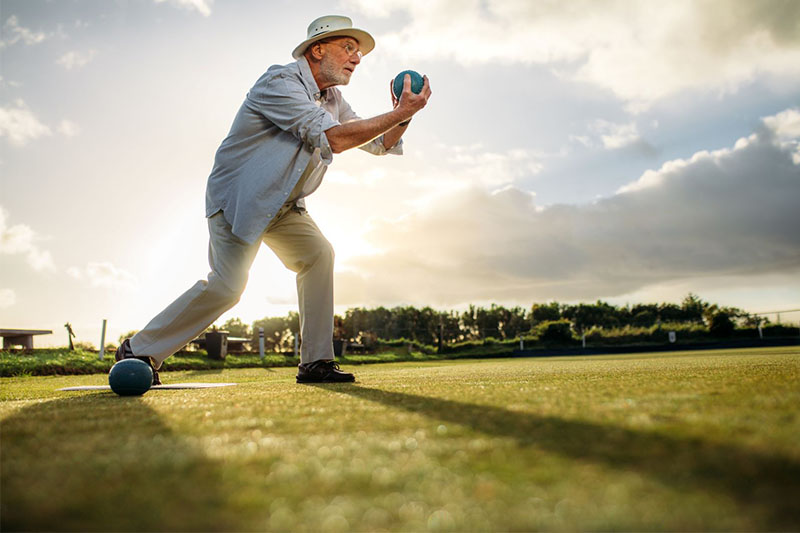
left=130, top=204, right=334, bottom=368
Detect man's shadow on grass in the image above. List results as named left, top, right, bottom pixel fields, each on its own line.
left=318, top=384, right=800, bottom=529
left=0, top=394, right=245, bottom=532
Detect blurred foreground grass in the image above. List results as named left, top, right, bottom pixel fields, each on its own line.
left=1, top=346, right=798, bottom=531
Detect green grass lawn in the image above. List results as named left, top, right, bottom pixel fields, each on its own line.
left=2, top=347, right=798, bottom=531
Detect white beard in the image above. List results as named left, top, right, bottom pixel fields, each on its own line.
left=320, top=55, right=351, bottom=86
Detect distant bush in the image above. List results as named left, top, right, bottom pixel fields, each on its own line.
left=710, top=313, right=735, bottom=337
left=734, top=324, right=800, bottom=339
left=377, top=338, right=437, bottom=354
left=582, top=323, right=708, bottom=346
left=73, top=341, right=96, bottom=351
left=536, top=320, right=575, bottom=343
left=118, top=330, right=139, bottom=344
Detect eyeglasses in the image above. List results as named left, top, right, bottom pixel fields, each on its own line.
left=319, top=40, right=362, bottom=59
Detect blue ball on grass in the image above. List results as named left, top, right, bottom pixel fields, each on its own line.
left=109, top=358, right=153, bottom=396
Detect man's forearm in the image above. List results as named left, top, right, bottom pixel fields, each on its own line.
left=382, top=120, right=409, bottom=150
left=326, top=108, right=409, bottom=154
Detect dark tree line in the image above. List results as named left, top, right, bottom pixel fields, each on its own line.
left=214, top=294, right=763, bottom=351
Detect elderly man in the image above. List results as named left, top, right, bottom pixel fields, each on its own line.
left=116, top=15, right=431, bottom=384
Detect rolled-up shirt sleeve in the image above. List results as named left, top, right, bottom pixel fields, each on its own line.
left=247, top=73, right=339, bottom=163
left=361, top=134, right=404, bottom=155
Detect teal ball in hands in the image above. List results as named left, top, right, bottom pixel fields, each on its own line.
left=109, top=358, right=153, bottom=396
left=392, top=70, right=424, bottom=99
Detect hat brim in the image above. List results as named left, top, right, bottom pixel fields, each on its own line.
left=292, top=28, right=375, bottom=59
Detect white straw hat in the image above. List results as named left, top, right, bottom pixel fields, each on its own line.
left=292, top=15, right=375, bottom=59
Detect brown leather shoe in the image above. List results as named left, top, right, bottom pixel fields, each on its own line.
left=296, top=360, right=355, bottom=383
left=115, top=339, right=162, bottom=386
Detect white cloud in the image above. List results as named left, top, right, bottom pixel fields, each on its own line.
left=0, top=100, right=52, bottom=146
left=346, top=0, right=800, bottom=107
left=0, top=207, right=56, bottom=272
left=336, top=108, right=800, bottom=306
left=68, top=262, right=138, bottom=290
left=763, top=107, right=800, bottom=141
left=56, top=49, right=98, bottom=70
left=154, top=0, right=213, bottom=17
left=319, top=142, right=546, bottom=222
left=446, top=145, right=543, bottom=186
left=594, top=120, right=641, bottom=150
left=762, top=107, right=800, bottom=164
left=571, top=120, right=643, bottom=150
left=763, top=107, right=800, bottom=139
left=0, top=76, right=22, bottom=89
left=0, top=15, right=47, bottom=48
left=0, top=288, right=16, bottom=308
left=58, top=119, right=80, bottom=138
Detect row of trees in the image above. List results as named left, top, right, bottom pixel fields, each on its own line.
left=214, top=294, right=765, bottom=351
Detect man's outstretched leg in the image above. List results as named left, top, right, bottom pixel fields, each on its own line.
left=118, top=212, right=260, bottom=383
left=263, top=207, right=354, bottom=383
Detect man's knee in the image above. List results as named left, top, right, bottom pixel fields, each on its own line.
left=207, top=273, right=247, bottom=303
left=315, top=237, right=334, bottom=266
left=298, top=237, right=334, bottom=275
left=324, top=238, right=335, bottom=262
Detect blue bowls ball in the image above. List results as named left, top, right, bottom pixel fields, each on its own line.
left=392, top=70, right=424, bottom=99
left=109, top=358, right=153, bottom=396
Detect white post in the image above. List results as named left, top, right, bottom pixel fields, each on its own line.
left=258, top=327, right=265, bottom=359
left=519, top=336, right=524, bottom=351
left=582, top=333, right=586, bottom=348
left=98, top=319, right=107, bottom=361
left=758, top=325, right=763, bottom=339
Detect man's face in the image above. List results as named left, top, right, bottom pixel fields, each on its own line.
left=318, top=37, right=361, bottom=87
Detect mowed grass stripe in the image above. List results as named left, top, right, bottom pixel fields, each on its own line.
left=1, top=347, right=798, bottom=531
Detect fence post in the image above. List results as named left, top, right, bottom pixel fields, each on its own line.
left=98, top=319, right=107, bottom=361
left=258, top=327, right=265, bottom=359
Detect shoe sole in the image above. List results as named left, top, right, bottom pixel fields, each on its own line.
left=296, top=376, right=355, bottom=384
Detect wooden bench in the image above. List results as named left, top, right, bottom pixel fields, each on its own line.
left=0, top=329, right=53, bottom=349
left=345, top=342, right=368, bottom=354
left=191, top=335, right=252, bottom=353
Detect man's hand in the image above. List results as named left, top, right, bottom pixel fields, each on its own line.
left=392, top=73, right=431, bottom=120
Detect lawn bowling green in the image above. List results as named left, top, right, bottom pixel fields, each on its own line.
left=2, top=347, right=798, bottom=531
left=58, top=383, right=238, bottom=391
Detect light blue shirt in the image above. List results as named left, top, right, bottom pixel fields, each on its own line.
left=205, top=56, right=402, bottom=244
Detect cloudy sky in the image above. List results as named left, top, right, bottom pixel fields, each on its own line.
left=2, top=0, right=799, bottom=347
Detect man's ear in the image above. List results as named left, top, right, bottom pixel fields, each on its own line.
left=308, top=42, right=325, bottom=61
